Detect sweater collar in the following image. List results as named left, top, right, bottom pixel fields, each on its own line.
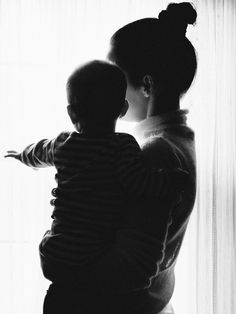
left=134, top=109, right=189, bottom=140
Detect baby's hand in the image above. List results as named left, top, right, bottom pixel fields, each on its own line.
left=4, top=150, right=21, bottom=160
left=4, top=150, right=38, bottom=171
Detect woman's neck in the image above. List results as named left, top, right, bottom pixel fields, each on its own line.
left=147, top=92, right=180, bottom=117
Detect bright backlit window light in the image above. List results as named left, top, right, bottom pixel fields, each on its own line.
left=1, top=1, right=236, bottom=314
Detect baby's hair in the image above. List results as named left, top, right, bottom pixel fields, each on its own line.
left=67, top=60, right=127, bottom=120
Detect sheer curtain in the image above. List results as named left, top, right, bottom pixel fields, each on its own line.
left=0, top=1, right=235, bottom=314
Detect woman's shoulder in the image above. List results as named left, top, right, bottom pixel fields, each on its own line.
left=141, top=135, right=183, bottom=169
left=114, top=132, right=140, bottom=147
left=141, top=135, right=173, bottom=153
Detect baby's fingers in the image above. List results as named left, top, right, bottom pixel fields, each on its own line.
left=4, top=151, right=20, bottom=159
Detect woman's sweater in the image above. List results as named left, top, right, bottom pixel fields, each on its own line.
left=92, top=109, right=196, bottom=314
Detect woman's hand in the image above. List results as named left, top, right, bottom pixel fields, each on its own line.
left=4, top=150, right=21, bottom=160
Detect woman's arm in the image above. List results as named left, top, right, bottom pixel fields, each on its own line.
left=94, top=195, right=177, bottom=293
left=116, top=134, right=186, bottom=198
left=94, top=138, right=183, bottom=293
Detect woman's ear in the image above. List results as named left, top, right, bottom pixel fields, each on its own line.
left=119, top=100, right=129, bottom=118
left=67, top=105, right=78, bottom=124
left=141, top=75, right=154, bottom=98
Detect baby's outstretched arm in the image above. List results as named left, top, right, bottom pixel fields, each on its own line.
left=5, top=132, right=70, bottom=168
left=5, top=138, right=57, bottom=168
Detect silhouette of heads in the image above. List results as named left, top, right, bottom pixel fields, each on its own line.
left=108, top=2, right=197, bottom=98
left=67, top=60, right=127, bottom=121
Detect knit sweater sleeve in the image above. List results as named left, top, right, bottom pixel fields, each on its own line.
left=95, top=137, right=182, bottom=293
left=19, top=131, right=70, bottom=168
left=115, top=134, right=170, bottom=198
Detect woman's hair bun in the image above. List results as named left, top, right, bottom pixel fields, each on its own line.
left=158, top=2, right=197, bottom=36
left=167, top=2, right=197, bottom=25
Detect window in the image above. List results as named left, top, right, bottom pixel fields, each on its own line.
left=1, top=1, right=235, bottom=313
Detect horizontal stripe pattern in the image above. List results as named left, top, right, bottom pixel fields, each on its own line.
left=20, top=131, right=166, bottom=266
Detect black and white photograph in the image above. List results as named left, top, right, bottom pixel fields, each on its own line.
left=1, top=1, right=236, bottom=313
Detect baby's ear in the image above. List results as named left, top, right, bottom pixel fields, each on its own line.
left=67, top=105, right=78, bottom=124
left=119, top=100, right=129, bottom=118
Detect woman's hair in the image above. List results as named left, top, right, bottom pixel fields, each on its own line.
left=108, top=2, right=197, bottom=97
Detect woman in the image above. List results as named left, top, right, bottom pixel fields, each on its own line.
left=44, top=3, right=197, bottom=314
left=94, top=2, right=197, bottom=313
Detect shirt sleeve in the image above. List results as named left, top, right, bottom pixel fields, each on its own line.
left=116, top=134, right=168, bottom=197
left=19, top=131, right=70, bottom=168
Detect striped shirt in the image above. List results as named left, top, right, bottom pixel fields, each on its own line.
left=19, top=131, right=169, bottom=266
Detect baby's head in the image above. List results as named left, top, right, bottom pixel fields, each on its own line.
left=66, top=60, right=127, bottom=132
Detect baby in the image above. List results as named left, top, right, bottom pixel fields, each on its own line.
left=5, top=60, right=186, bottom=284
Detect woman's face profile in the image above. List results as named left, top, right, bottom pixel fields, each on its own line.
left=107, top=48, right=148, bottom=122
left=123, top=77, right=148, bottom=122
